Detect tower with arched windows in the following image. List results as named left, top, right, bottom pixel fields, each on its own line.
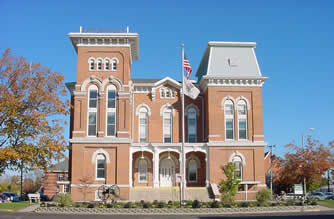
left=66, top=28, right=268, bottom=202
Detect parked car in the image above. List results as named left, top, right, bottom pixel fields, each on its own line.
left=0, top=193, right=10, bottom=201
left=2, top=192, right=20, bottom=202
left=326, top=195, right=334, bottom=200
left=323, top=192, right=334, bottom=197
left=307, top=192, right=327, bottom=200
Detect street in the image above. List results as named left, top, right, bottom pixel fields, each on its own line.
left=1, top=211, right=334, bottom=219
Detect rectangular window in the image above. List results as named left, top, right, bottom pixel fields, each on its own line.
left=139, top=113, right=148, bottom=143
left=163, top=112, right=172, bottom=143
left=239, top=119, right=247, bottom=140
left=63, top=184, right=70, bottom=193
left=226, top=119, right=234, bottom=140
left=57, top=175, right=63, bottom=181
left=88, top=112, right=97, bottom=136
left=107, top=112, right=115, bottom=136
left=97, top=159, right=105, bottom=179
left=188, top=113, right=196, bottom=143
left=89, top=90, right=97, bottom=108
left=107, top=90, right=116, bottom=108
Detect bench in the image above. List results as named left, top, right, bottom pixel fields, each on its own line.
left=28, top=193, right=40, bottom=204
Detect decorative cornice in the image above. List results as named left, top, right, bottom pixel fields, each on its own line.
left=207, top=141, right=267, bottom=147
left=70, top=137, right=131, bottom=144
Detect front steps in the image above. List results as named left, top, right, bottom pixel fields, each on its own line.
left=129, top=187, right=211, bottom=202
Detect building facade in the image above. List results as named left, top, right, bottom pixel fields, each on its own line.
left=66, top=28, right=268, bottom=201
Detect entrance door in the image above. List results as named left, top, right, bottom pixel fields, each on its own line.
left=160, top=158, right=175, bottom=187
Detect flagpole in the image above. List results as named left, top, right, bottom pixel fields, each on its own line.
left=181, top=44, right=185, bottom=203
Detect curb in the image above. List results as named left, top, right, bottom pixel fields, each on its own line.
left=34, top=205, right=325, bottom=215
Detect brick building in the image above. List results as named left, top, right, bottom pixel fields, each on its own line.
left=66, top=27, right=268, bottom=201
left=42, top=160, right=69, bottom=200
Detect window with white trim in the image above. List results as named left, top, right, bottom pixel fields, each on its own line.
left=237, top=100, right=247, bottom=140
left=97, top=58, right=102, bottom=70
left=187, top=108, right=196, bottom=143
left=138, top=159, right=148, bottom=183
left=104, top=59, right=110, bottom=70
left=89, top=58, right=95, bottom=71
left=96, top=153, right=106, bottom=180
left=232, top=156, right=243, bottom=180
left=106, top=85, right=116, bottom=137
left=224, top=99, right=234, bottom=140
left=188, top=159, right=197, bottom=182
left=139, top=107, right=148, bottom=143
left=63, top=184, right=70, bottom=193
left=88, top=85, right=98, bottom=136
left=163, top=107, right=172, bottom=143
left=160, top=88, right=165, bottom=98
left=112, top=59, right=117, bottom=71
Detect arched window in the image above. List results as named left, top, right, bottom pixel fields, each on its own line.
left=97, top=58, right=103, bottom=70
left=187, top=108, right=197, bottom=143
left=232, top=156, right=243, bottom=180
left=237, top=100, right=247, bottom=140
left=139, top=107, right=148, bottom=143
left=89, top=58, right=95, bottom=71
left=106, top=85, right=116, bottom=137
left=138, top=159, right=148, bottom=183
left=104, top=59, right=110, bottom=70
left=88, top=85, right=98, bottom=136
left=111, top=59, right=117, bottom=71
left=163, top=107, right=173, bottom=143
left=96, top=153, right=106, bottom=180
left=188, top=159, right=197, bottom=182
left=224, top=99, right=234, bottom=140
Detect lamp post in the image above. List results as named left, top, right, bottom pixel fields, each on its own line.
left=301, top=128, right=314, bottom=199
left=268, top=145, right=276, bottom=196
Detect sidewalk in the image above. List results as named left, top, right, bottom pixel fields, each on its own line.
left=17, top=204, right=40, bottom=213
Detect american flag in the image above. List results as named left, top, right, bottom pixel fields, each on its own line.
left=183, top=54, right=192, bottom=79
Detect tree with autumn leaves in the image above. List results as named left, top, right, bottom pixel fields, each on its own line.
left=273, top=136, right=334, bottom=193
left=0, top=48, right=69, bottom=175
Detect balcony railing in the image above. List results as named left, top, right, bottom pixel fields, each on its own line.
left=80, top=26, right=129, bottom=33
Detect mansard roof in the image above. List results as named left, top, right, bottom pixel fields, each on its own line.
left=196, top=41, right=267, bottom=82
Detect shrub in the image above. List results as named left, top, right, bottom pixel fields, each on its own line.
left=192, top=200, right=201, bottom=208
left=87, top=203, right=95, bottom=208
left=55, top=193, right=72, bottom=207
left=124, top=202, right=132, bottom=208
left=221, top=192, right=235, bottom=206
left=158, top=201, right=166, bottom=208
left=238, top=202, right=249, bottom=208
left=143, top=202, right=150, bottom=208
left=211, top=200, right=219, bottom=208
left=40, top=202, right=46, bottom=207
left=46, top=203, right=57, bottom=207
left=256, top=188, right=272, bottom=206
left=75, top=203, right=81, bottom=208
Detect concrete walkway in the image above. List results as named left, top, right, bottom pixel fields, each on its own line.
left=17, top=204, right=40, bottom=212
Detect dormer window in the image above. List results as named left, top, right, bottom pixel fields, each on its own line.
left=159, top=88, right=175, bottom=99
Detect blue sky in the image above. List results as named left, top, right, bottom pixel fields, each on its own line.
left=1, top=0, right=334, bottom=158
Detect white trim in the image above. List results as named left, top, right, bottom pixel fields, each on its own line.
left=229, top=151, right=246, bottom=165
left=70, top=137, right=131, bottom=144
left=95, top=153, right=106, bottom=181
left=207, top=141, right=267, bottom=147
left=87, top=85, right=98, bottom=137
left=162, top=107, right=173, bottom=143
left=56, top=181, right=70, bottom=185
left=239, top=181, right=260, bottom=184
left=71, top=184, right=130, bottom=188
left=91, top=148, right=110, bottom=164
left=81, top=75, right=103, bottom=92
left=106, top=85, right=117, bottom=137
left=101, top=76, right=123, bottom=91
left=208, top=41, right=257, bottom=47
left=135, top=104, right=152, bottom=117
left=236, top=96, right=251, bottom=110
left=160, top=103, right=175, bottom=117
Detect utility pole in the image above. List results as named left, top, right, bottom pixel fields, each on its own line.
left=268, top=145, right=276, bottom=195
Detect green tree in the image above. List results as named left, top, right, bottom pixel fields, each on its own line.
left=219, top=162, right=240, bottom=205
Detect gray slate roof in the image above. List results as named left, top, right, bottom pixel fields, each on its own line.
left=48, top=160, right=68, bottom=172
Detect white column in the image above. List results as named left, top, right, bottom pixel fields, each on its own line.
left=205, top=149, right=210, bottom=187
left=129, top=152, right=133, bottom=187
left=183, top=152, right=187, bottom=189
left=153, top=149, right=160, bottom=188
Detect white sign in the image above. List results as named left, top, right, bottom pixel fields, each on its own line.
left=175, top=174, right=182, bottom=183
left=294, top=184, right=303, bottom=195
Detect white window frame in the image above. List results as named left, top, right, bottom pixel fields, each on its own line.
left=159, top=88, right=175, bottom=99
left=138, top=107, right=148, bottom=143
left=237, top=100, right=247, bottom=140
left=87, top=85, right=98, bottom=137
left=138, top=159, right=148, bottom=183
left=232, top=156, right=243, bottom=180
left=188, top=159, right=197, bottom=183
left=224, top=99, right=234, bottom=140
left=97, top=58, right=103, bottom=71
left=62, top=184, right=70, bottom=193
left=104, top=58, right=110, bottom=71
left=96, top=153, right=106, bottom=180
left=187, top=108, right=197, bottom=143
left=111, top=58, right=118, bottom=71
left=106, top=85, right=116, bottom=137
left=163, top=107, right=173, bottom=143
left=89, top=58, right=95, bottom=71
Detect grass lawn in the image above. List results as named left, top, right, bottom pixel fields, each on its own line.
left=0, top=201, right=33, bottom=211
left=318, top=200, right=334, bottom=208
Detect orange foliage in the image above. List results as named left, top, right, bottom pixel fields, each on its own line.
left=0, top=48, right=69, bottom=174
